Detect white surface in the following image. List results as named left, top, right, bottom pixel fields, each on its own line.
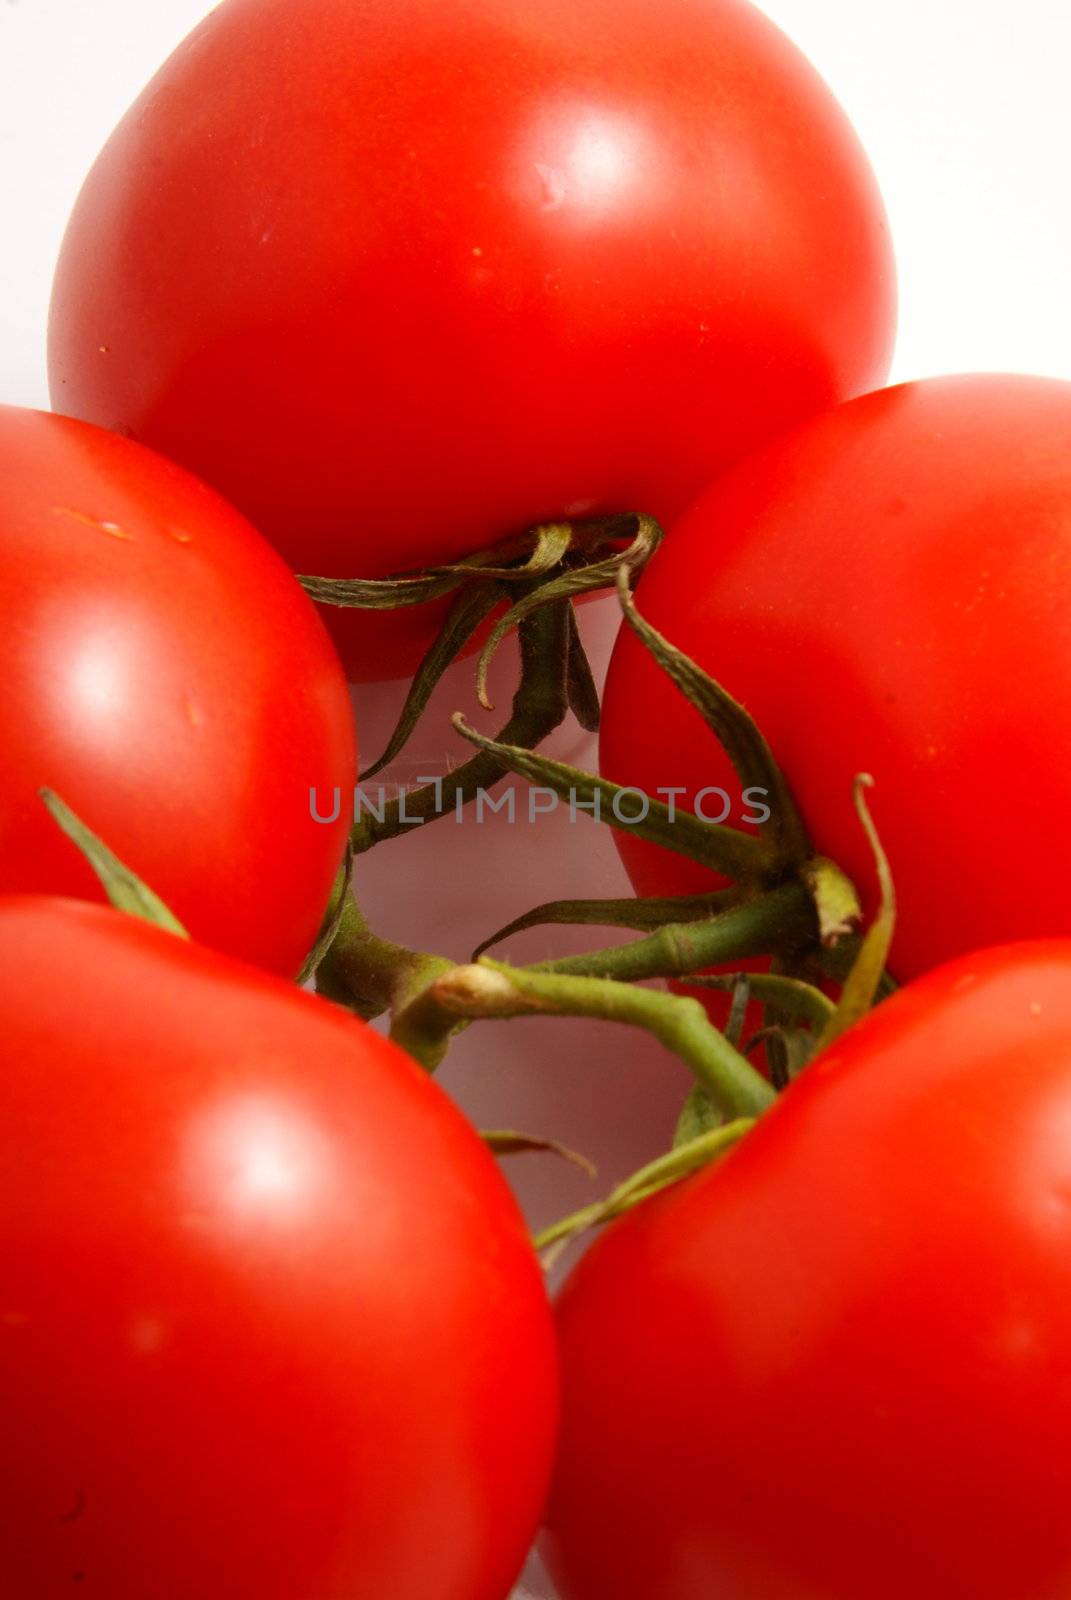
left=3, top=3, right=1070, bottom=1596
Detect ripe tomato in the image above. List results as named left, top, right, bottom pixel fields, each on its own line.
left=48, top=0, right=896, bottom=680
left=600, top=374, right=1071, bottom=980
left=0, top=405, right=355, bottom=976
left=547, top=941, right=1071, bottom=1600
left=0, top=897, right=557, bottom=1599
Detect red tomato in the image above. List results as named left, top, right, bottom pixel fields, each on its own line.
left=0, top=897, right=557, bottom=1599
left=547, top=940, right=1071, bottom=1600
left=0, top=405, right=355, bottom=976
left=48, top=0, right=895, bottom=680
left=600, top=374, right=1071, bottom=980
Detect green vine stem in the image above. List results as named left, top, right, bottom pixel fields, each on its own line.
left=314, top=884, right=455, bottom=1046
left=526, top=880, right=816, bottom=983
left=431, top=960, right=777, bottom=1120
left=315, top=867, right=834, bottom=1089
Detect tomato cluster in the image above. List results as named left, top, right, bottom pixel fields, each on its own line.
left=2, top=0, right=1069, bottom=1597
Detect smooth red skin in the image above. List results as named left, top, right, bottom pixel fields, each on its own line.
left=0, top=406, right=355, bottom=975
left=0, top=897, right=557, bottom=1600
left=600, top=374, right=1071, bottom=981
left=548, top=941, right=1071, bottom=1600
left=48, top=0, right=895, bottom=681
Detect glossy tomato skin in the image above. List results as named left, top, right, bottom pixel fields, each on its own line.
left=0, top=406, right=355, bottom=975
left=48, top=0, right=895, bottom=680
left=600, top=374, right=1071, bottom=980
left=0, top=897, right=557, bottom=1600
left=548, top=941, right=1071, bottom=1600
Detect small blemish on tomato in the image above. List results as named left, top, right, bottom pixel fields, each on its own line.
left=167, top=526, right=194, bottom=545
left=58, top=1490, right=87, bottom=1526
left=54, top=508, right=133, bottom=541
left=180, top=1211, right=214, bottom=1232
left=131, top=1317, right=167, bottom=1354
left=534, top=163, right=566, bottom=211
left=185, top=699, right=205, bottom=729
left=0, top=1310, right=30, bottom=1327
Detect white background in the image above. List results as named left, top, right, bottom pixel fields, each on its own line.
left=3, top=2, right=1070, bottom=1595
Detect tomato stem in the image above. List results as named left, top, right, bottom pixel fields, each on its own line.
left=526, top=880, right=815, bottom=983
left=315, top=881, right=455, bottom=1050
left=432, top=960, right=777, bottom=1120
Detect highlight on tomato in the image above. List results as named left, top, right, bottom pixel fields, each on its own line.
left=0, top=404, right=356, bottom=976
left=0, top=896, right=558, bottom=1600
left=546, top=939, right=1071, bottom=1600
left=48, top=0, right=896, bottom=679
left=600, top=373, right=1071, bottom=980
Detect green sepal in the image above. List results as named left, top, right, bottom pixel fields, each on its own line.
left=564, top=603, right=601, bottom=733
left=451, top=716, right=777, bottom=884
left=298, top=844, right=354, bottom=984
left=804, top=855, right=863, bottom=945
left=481, top=1130, right=596, bottom=1177
left=616, top=567, right=811, bottom=867
left=39, top=789, right=188, bottom=939
left=475, top=515, right=663, bottom=708
left=535, top=1118, right=755, bottom=1266
left=472, top=888, right=742, bottom=960
left=360, top=581, right=507, bottom=781
left=814, top=776, right=897, bottom=1052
